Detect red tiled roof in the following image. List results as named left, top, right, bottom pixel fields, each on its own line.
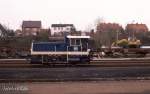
left=126, top=23, right=149, bottom=32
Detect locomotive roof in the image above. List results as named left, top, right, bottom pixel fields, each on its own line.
left=67, top=35, right=90, bottom=39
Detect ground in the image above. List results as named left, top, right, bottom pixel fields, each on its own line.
left=1, top=80, right=150, bottom=94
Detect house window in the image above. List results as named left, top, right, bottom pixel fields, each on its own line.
left=32, top=28, right=38, bottom=31
left=66, top=27, right=70, bottom=31
left=25, top=28, right=30, bottom=31
left=61, top=27, right=63, bottom=30
left=53, top=27, right=56, bottom=30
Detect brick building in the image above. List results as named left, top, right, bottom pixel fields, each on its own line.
left=22, top=21, right=42, bottom=36
left=125, top=23, right=149, bottom=33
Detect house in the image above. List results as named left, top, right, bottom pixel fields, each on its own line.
left=125, top=23, right=149, bottom=33
left=0, top=29, right=2, bottom=37
left=22, top=21, right=42, bottom=36
left=96, top=23, right=123, bottom=32
left=51, top=24, right=76, bottom=36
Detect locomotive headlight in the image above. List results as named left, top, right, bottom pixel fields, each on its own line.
left=87, top=49, right=91, bottom=52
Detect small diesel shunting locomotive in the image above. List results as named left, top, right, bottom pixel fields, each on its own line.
left=30, top=35, right=91, bottom=64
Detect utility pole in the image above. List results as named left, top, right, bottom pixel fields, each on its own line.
left=116, top=30, right=119, bottom=41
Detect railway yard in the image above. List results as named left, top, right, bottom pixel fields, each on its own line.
left=0, top=58, right=150, bottom=94
left=1, top=35, right=150, bottom=93
left=0, top=58, right=150, bottom=81
left=1, top=57, right=150, bottom=67
left=1, top=6, right=150, bottom=93
left=0, top=57, right=150, bottom=94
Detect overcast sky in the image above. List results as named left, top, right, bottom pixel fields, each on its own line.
left=0, top=0, right=150, bottom=30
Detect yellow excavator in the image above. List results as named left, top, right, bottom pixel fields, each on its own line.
left=109, top=38, right=144, bottom=57
left=112, top=38, right=141, bottom=48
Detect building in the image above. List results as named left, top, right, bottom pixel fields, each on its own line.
left=125, top=23, right=149, bottom=33
left=0, top=29, right=2, bottom=37
left=96, top=23, right=123, bottom=32
left=22, top=21, right=42, bottom=36
left=51, top=24, right=75, bottom=36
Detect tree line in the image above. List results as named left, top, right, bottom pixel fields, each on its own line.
left=91, top=22, right=150, bottom=49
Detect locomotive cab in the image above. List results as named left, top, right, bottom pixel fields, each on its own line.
left=66, top=35, right=90, bottom=63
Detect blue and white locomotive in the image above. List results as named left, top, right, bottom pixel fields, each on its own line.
left=30, top=35, right=91, bottom=64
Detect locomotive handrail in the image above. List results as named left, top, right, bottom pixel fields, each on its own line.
left=67, top=46, right=69, bottom=63
left=55, top=46, right=56, bottom=52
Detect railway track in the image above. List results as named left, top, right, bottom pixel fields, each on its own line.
left=0, top=58, right=150, bottom=67
left=1, top=67, right=150, bottom=82
left=0, top=58, right=150, bottom=82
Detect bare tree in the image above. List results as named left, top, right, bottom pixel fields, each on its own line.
left=95, top=22, right=124, bottom=47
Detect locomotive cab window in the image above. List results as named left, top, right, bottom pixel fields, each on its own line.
left=70, top=39, right=81, bottom=46
left=76, top=39, right=81, bottom=45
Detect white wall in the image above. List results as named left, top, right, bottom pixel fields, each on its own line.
left=51, top=26, right=72, bottom=35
